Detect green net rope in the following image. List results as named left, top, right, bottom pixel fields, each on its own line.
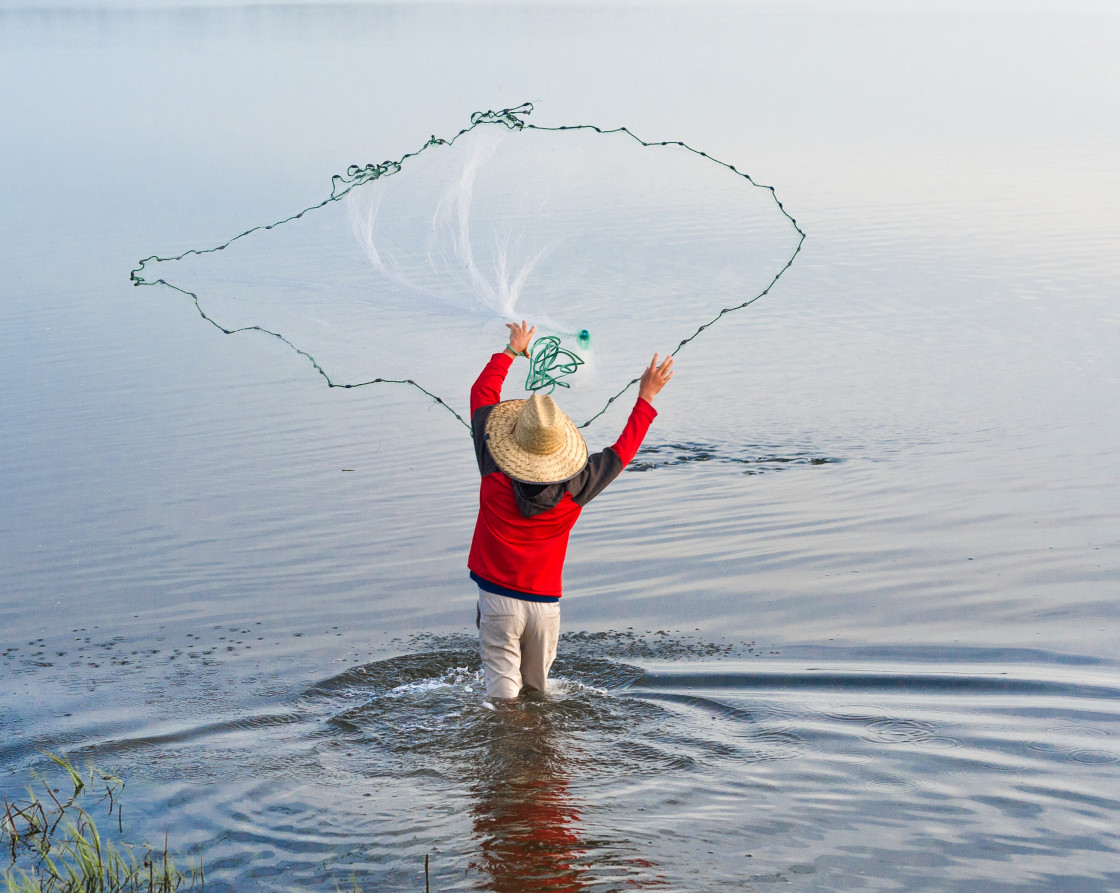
left=525, top=335, right=584, bottom=394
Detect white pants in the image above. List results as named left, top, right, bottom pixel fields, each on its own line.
left=477, top=590, right=560, bottom=699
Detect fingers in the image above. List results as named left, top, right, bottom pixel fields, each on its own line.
left=649, top=353, right=674, bottom=378
left=504, top=321, right=535, bottom=357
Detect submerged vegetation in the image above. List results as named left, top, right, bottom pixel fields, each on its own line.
left=1, top=753, right=201, bottom=893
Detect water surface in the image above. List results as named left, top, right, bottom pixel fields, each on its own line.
left=2, top=2, right=1118, bottom=890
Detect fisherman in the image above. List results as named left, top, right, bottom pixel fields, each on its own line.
left=469, top=320, right=674, bottom=699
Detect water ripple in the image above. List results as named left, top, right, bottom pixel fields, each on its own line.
left=8, top=639, right=1120, bottom=891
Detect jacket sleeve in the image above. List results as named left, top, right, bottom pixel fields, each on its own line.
left=608, top=397, right=657, bottom=466
left=569, top=397, right=658, bottom=507
left=470, top=351, right=514, bottom=418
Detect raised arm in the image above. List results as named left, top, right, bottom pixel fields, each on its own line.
left=570, top=353, right=675, bottom=506
left=610, top=353, right=674, bottom=464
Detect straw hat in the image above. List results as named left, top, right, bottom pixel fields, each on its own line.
left=485, top=393, right=588, bottom=484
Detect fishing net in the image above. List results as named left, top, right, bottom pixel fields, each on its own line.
left=132, top=104, right=804, bottom=429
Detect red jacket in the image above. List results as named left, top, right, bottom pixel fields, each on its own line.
left=468, top=352, right=656, bottom=600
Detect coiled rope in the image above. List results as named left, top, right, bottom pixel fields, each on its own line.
left=524, top=335, right=584, bottom=394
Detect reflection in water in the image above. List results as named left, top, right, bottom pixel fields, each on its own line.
left=467, top=695, right=667, bottom=892
left=468, top=701, right=588, bottom=892
left=309, top=646, right=674, bottom=889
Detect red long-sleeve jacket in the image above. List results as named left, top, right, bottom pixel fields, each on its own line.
left=468, top=351, right=657, bottom=601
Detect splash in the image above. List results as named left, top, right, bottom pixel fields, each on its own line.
left=131, top=103, right=805, bottom=429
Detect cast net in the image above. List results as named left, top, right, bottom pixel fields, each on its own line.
left=132, top=104, right=804, bottom=429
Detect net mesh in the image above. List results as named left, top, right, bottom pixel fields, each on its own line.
left=131, top=103, right=805, bottom=429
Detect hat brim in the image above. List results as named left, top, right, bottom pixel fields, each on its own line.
left=485, top=399, right=589, bottom=484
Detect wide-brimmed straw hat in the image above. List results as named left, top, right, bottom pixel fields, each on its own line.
left=485, top=393, right=588, bottom=484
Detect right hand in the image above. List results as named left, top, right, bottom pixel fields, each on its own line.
left=638, top=353, right=674, bottom=403
left=505, top=320, right=536, bottom=358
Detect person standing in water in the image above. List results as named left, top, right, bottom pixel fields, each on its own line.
left=469, top=320, right=674, bottom=699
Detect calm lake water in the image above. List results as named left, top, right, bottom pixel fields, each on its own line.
left=2, top=2, right=1119, bottom=890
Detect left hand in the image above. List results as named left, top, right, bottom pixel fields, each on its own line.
left=638, top=353, right=675, bottom=403
left=506, top=320, right=536, bottom=358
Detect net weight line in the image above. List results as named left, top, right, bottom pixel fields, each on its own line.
left=131, top=102, right=805, bottom=431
